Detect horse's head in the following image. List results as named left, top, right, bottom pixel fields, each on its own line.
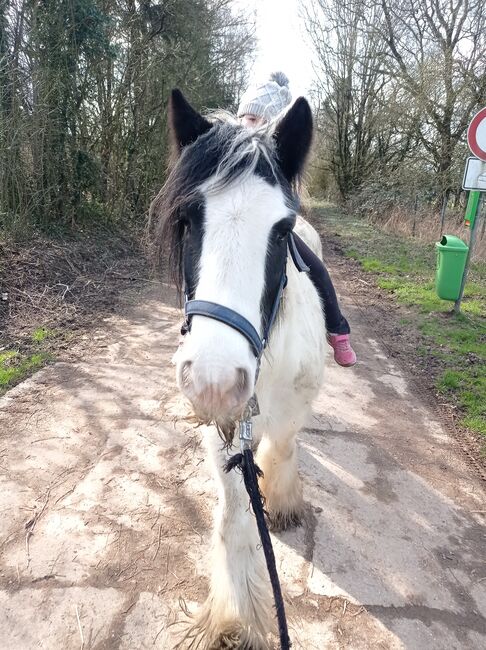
left=151, top=90, right=313, bottom=436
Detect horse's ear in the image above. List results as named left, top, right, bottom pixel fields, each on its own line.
left=169, top=89, right=212, bottom=155
left=273, top=97, right=313, bottom=183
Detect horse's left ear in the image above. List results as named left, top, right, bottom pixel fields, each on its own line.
left=169, top=89, right=212, bottom=155
left=274, top=97, right=313, bottom=183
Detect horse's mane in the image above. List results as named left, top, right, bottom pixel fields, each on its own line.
left=149, top=114, right=285, bottom=295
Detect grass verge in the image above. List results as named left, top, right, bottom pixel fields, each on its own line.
left=1, top=220, right=147, bottom=395
left=313, top=201, right=486, bottom=442
left=0, top=328, right=58, bottom=393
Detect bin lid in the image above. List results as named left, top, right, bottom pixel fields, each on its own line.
left=435, top=234, right=469, bottom=250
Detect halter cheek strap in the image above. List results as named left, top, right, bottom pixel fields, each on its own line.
left=288, top=232, right=310, bottom=272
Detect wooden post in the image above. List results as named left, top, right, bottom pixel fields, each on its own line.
left=439, top=191, right=448, bottom=237
left=412, top=193, right=418, bottom=237
left=454, top=194, right=483, bottom=314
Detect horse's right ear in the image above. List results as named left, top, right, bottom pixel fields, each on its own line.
left=169, top=89, right=212, bottom=155
left=273, top=97, right=313, bottom=183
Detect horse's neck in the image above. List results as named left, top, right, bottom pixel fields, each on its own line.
left=285, top=257, right=323, bottom=324
left=262, top=258, right=325, bottom=375
left=258, top=216, right=326, bottom=398
left=294, top=215, right=323, bottom=258
left=256, top=260, right=326, bottom=436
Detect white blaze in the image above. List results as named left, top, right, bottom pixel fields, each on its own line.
left=176, top=173, right=290, bottom=415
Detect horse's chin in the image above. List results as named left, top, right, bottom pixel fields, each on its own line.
left=214, top=417, right=238, bottom=447
left=190, top=404, right=242, bottom=446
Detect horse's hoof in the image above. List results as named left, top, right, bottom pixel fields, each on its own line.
left=268, top=509, right=303, bottom=532
left=207, top=629, right=266, bottom=650
left=180, top=619, right=269, bottom=650
left=209, top=629, right=240, bottom=649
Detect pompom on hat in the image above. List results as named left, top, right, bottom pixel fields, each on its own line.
left=237, top=72, right=292, bottom=122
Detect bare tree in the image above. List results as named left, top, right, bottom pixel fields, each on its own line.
left=302, top=0, right=413, bottom=198
left=378, top=0, right=486, bottom=197
left=0, top=0, right=254, bottom=229
left=0, top=0, right=29, bottom=220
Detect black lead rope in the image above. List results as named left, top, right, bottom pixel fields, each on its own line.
left=225, top=449, right=292, bottom=650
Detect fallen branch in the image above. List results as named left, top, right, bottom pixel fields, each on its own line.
left=75, top=604, right=84, bottom=649
left=152, top=523, right=163, bottom=561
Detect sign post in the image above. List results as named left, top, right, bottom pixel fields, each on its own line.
left=464, top=190, right=481, bottom=228
left=454, top=107, right=486, bottom=314
left=454, top=195, right=482, bottom=314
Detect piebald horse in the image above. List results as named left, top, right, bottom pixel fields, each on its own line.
left=150, top=90, right=326, bottom=649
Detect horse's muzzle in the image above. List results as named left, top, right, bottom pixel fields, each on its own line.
left=178, top=360, right=251, bottom=419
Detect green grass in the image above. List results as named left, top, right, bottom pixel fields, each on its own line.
left=0, top=327, right=56, bottom=392
left=32, top=327, right=56, bottom=342
left=0, top=351, right=47, bottom=388
left=313, top=201, right=486, bottom=442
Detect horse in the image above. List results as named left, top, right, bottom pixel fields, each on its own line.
left=150, top=90, right=327, bottom=650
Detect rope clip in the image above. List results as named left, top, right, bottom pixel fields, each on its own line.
left=239, top=394, right=260, bottom=452
left=239, top=419, right=253, bottom=452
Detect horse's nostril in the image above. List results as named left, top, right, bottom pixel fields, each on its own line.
left=236, top=367, right=250, bottom=394
left=181, top=361, right=192, bottom=386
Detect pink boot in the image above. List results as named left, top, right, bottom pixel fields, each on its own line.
left=327, top=333, right=357, bottom=367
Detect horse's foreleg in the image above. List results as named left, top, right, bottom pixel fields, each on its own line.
left=256, top=431, right=303, bottom=531
left=184, top=429, right=273, bottom=650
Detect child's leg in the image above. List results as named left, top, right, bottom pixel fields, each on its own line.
left=292, top=234, right=356, bottom=366
left=292, top=234, right=350, bottom=334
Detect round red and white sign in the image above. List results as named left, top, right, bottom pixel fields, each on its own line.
left=467, top=107, right=486, bottom=161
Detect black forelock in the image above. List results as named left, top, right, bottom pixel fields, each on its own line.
left=180, top=122, right=276, bottom=189
left=150, top=120, right=299, bottom=296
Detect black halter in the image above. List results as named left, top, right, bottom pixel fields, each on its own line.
left=184, top=270, right=287, bottom=361
left=182, top=233, right=307, bottom=363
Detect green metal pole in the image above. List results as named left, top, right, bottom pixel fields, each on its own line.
left=465, top=191, right=481, bottom=227
left=454, top=194, right=483, bottom=314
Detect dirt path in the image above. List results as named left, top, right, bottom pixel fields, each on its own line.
left=1, top=256, right=485, bottom=649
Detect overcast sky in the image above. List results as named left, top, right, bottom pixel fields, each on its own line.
left=241, top=0, right=317, bottom=99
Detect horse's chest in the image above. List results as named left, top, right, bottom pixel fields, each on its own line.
left=256, top=343, right=325, bottom=436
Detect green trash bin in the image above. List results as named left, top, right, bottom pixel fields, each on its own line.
left=435, top=235, right=469, bottom=301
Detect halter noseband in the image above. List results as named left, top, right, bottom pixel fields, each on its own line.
left=185, top=300, right=264, bottom=357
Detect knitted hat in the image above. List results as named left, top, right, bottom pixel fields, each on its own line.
left=237, top=72, right=292, bottom=122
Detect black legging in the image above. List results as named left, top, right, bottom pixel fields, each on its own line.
left=293, top=235, right=350, bottom=335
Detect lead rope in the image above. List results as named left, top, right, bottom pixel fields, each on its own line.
left=223, top=271, right=291, bottom=649
left=224, top=396, right=292, bottom=650
left=183, top=265, right=293, bottom=648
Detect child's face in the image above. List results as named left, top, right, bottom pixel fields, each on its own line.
left=240, top=114, right=265, bottom=128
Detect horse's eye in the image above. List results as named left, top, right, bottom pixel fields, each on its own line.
left=181, top=218, right=191, bottom=233
left=276, top=229, right=290, bottom=243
